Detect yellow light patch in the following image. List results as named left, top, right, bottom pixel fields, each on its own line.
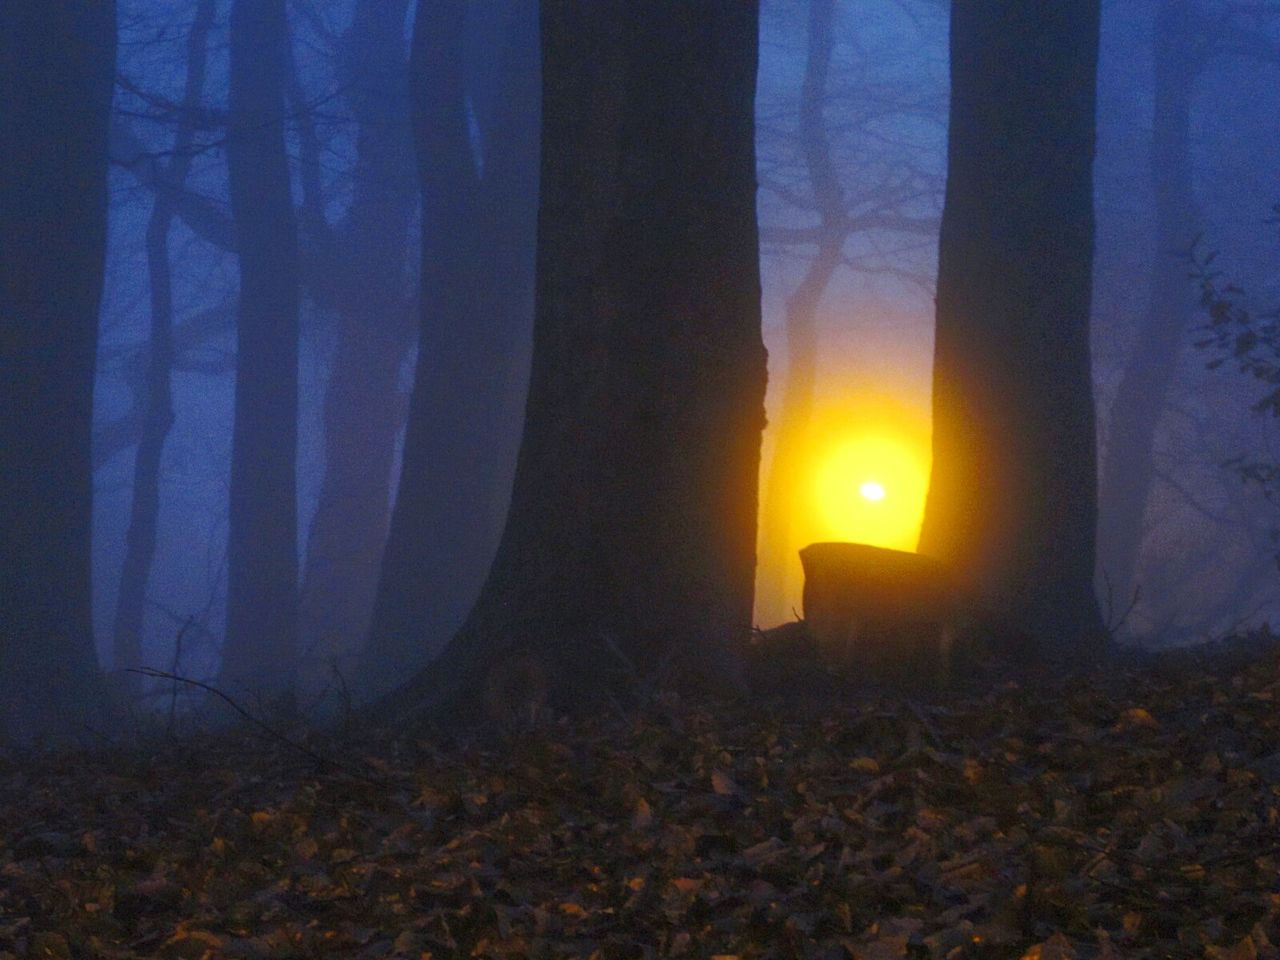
left=812, top=431, right=928, bottom=551
left=754, top=389, right=932, bottom=626
left=859, top=480, right=886, bottom=502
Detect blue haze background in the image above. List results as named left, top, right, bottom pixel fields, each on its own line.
left=90, top=0, right=1280, bottom=702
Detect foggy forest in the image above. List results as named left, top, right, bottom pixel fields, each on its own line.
left=2, top=0, right=1280, bottom=957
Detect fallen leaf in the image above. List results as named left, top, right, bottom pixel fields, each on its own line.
left=711, top=770, right=740, bottom=795
left=632, top=797, right=654, bottom=830
left=1021, top=931, right=1076, bottom=960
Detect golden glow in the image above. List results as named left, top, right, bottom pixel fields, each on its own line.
left=859, top=480, right=886, bottom=502
left=755, top=390, right=932, bottom=626
left=813, top=432, right=928, bottom=551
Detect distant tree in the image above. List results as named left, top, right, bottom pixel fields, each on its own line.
left=754, top=0, right=944, bottom=626
left=294, top=0, right=420, bottom=701
left=1097, top=0, right=1203, bottom=617
left=1097, top=0, right=1280, bottom=625
left=918, top=1, right=1107, bottom=657
left=362, top=0, right=540, bottom=699
left=756, top=0, right=843, bottom=630
left=0, top=2, right=116, bottom=740
left=106, top=0, right=419, bottom=701
left=1193, top=207, right=1280, bottom=500
left=375, top=0, right=767, bottom=723
left=1138, top=213, right=1280, bottom=638
left=218, top=0, right=301, bottom=701
left=112, top=0, right=217, bottom=690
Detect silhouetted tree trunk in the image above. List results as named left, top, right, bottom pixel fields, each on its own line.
left=362, top=0, right=540, bottom=699
left=756, top=0, right=847, bottom=627
left=919, top=1, right=1106, bottom=658
left=1097, top=0, right=1204, bottom=616
left=0, top=2, right=115, bottom=741
left=467, top=0, right=540, bottom=562
left=219, top=0, right=301, bottom=700
left=375, top=0, right=767, bottom=723
left=297, top=0, right=418, bottom=699
left=113, top=0, right=217, bottom=688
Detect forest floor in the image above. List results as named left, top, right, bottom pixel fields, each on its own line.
left=1, top=635, right=1279, bottom=960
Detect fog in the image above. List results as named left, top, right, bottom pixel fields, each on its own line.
left=55, top=0, right=1280, bottom=714
left=11, top=9, right=1280, bottom=953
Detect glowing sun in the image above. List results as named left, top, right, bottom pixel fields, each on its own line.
left=813, top=433, right=928, bottom=551
left=859, top=480, right=886, bottom=502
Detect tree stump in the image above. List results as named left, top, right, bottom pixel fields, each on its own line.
left=800, top=542, right=959, bottom=689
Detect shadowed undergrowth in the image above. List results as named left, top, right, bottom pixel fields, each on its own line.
left=1, top=634, right=1279, bottom=959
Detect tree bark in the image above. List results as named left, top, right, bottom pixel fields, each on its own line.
left=919, top=1, right=1106, bottom=659
left=113, top=0, right=217, bottom=688
left=220, top=0, right=301, bottom=700
left=0, top=1, right=116, bottom=741
left=361, top=0, right=540, bottom=699
left=375, top=0, right=767, bottom=724
left=1096, top=0, right=1203, bottom=619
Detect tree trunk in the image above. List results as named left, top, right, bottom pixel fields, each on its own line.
left=220, top=0, right=301, bottom=700
left=468, top=0, right=540, bottom=541
left=362, top=0, right=539, bottom=699
left=297, top=0, right=418, bottom=701
left=375, top=0, right=767, bottom=724
left=756, top=0, right=848, bottom=627
left=113, top=0, right=216, bottom=689
left=919, top=1, right=1106, bottom=659
left=0, top=1, right=116, bottom=742
left=1096, top=0, right=1202, bottom=619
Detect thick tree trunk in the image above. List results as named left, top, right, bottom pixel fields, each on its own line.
left=756, top=0, right=847, bottom=627
left=468, top=0, right=540, bottom=539
left=113, top=0, right=216, bottom=688
left=362, top=0, right=539, bottom=699
left=0, top=2, right=116, bottom=741
left=220, top=0, right=301, bottom=700
left=1096, top=0, right=1202, bottom=618
left=375, top=0, right=767, bottom=724
left=297, top=0, right=418, bottom=700
left=919, top=1, right=1106, bottom=659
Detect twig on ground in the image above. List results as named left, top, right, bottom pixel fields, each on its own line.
left=126, top=667, right=387, bottom=787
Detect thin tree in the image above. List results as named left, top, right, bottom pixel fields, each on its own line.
left=756, top=0, right=844, bottom=629
left=0, top=2, right=116, bottom=740
left=919, top=1, right=1106, bottom=656
left=219, top=0, right=302, bottom=701
left=375, top=0, right=767, bottom=722
left=113, top=0, right=217, bottom=690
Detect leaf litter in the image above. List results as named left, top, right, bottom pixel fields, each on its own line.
left=1, top=634, right=1279, bottom=959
